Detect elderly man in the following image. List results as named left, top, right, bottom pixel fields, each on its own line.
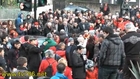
left=122, top=22, right=140, bottom=79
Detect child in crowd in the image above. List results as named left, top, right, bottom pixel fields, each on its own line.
left=85, top=59, right=98, bottom=79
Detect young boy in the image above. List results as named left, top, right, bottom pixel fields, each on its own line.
left=85, top=59, right=98, bottom=79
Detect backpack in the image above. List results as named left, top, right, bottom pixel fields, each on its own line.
left=44, top=60, right=56, bottom=78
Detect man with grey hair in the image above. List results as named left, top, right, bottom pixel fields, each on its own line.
left=38, top=49, right=58, bottom=78
left=44, top=49, right=55, bottom=58
left=44, top=22, right=53, bottom=36
left=124, top=22, right=136, bottom=32
left=122, top=22, right=140, bottom=79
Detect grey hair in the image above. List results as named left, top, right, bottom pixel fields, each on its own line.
left=89, top=30, right=95, bottom=36
left=44, top=49, right=55, bottom=58
left=47, top=22, right=52, bottom=26
left=47, top=33, right=53, bottom=38
left=125, top=22, right=136, bottom=31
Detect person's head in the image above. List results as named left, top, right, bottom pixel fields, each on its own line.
left=1, top=35, right=9, bottom=43
left=20, top=13, right=23, bottom=18
left=29, top=38, right=37, bottom=45
left=81, top=19, right=86, bottom=23
left=19, top=23, right=23, bottom=28
left=57, top=63, right=66, bottom=74
left=119, top=31, right=126, bottom=37
left=34, top=21, right=39, bottom=27
left=17, top=57, right=27, bottom=67
left=89, top=30, right=95, bottom=36
left=73, top=22, right=78, bottom=27
left=39, top=13, right=43, bottom=18
left=88, top=36, right=95, bottom=44
left=0, top=48, right=4, bottom=57
left=98, top=34, right=104, bottom=43
left=45, top=49, right=55, bottom=58
left=104, top=3, right=108, bottom=6
left=2, top=21, right=7, bottom=28
left=76, top=45, right=84, bottom=54
left=102, top=26, right=114, bottom=38
left=7, top=20, right=13, bottom=26
left=77, top=36, right=84, bottom=43
left=125, top=22, right=136, bottom=32
left=26, top=15, right=31, bottom=19
left=85, top=59, right=95, bottom=71
left=58, top=42, right=65, bottom=50
left=58, top=58, right=68, bottom=66
left=47, top=22, right=52, bottom=28
left=60, top=29, right=65, bottom=34
left=24, top=35, right=29, bottom=42
left=13, top=40, right=21, bottom=49
left=47, top=33, right=53, bottom=38
left=63, top=21, right=68, bottom=26
left=0, top=67, right=5, bottom=74
left=68, top=37, right=74, bottom=45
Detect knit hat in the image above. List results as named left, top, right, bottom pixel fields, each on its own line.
left=68, top=37, right=74, bottom=42
left=85, top=59, right=95, bottom=69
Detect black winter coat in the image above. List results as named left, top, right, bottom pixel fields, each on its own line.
left=72, top=51, right=86, bottom=79
left=8, top=48, right=21, bottom=69
left=28, top=44, right=44, bottom=73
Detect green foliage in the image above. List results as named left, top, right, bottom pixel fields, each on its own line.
left=129, top=60, right=140, bottom=79
left=1, top=0, right=18, bottom=8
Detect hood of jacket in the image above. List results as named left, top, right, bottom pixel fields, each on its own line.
left=106, top=34, right=122, bottom=45
left=18, top=13, right=23, bottom=18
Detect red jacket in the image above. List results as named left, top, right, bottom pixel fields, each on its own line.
left=64, top=66, right=73, bottom=79
left=86, top=67, right=98, bottom=79
left=0, top=76, right=4, bottom=79
left=54, top=35, right=60, bottom=44
left=39, top=58, right=58, bottom=75
left=55, top=50, right=66, bottom=58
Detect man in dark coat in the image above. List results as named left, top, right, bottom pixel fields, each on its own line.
left=122, top=22, right=140, bottom=79
left=27, top=38, right=46, bottom=79
left=78, top=19, right=90, bottom=33
left=72, top=45, right=86, bottom=79
left=8, top=40, right=21, bottom=71
left=43, top=22, right=53, bottom=36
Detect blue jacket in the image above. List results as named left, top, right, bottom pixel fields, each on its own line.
left=51, top=72, right=68, bottom=79
left=15, top=13, right=23, bottom=28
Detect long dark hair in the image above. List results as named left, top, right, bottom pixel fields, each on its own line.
left=87, top=36, right=95, bottom=44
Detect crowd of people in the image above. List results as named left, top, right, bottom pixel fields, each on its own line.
left=0, top=2, right=140, bottom=79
